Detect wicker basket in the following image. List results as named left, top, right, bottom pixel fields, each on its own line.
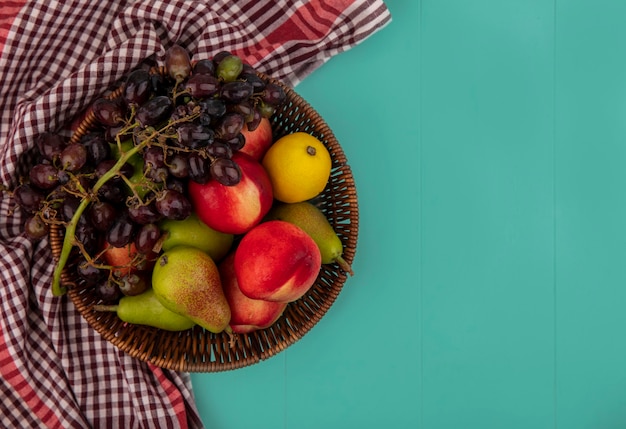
left=48, top=68, right=359, bottom=372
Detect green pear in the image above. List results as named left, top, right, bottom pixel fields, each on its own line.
left=92, top=288, right=196, bottom=331
left=158, top=213, right=233, bottom=261
left=265, top=201, right=354, bottom=276
left=151, top=246, right=231, bottom=334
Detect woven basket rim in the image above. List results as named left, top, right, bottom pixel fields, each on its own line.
left=49, top=67, right=359, bottom=372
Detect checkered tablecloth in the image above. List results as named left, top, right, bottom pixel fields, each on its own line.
left=0, top=1, right=391, bottom=427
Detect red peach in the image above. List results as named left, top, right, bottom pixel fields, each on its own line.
left=240, top=117, right=273, bottom=160
left=234, top=220, right=322, bottom=302
left=219, top=252, right=287, bottom=334
left=101, top=241, right=155, bottom=277
left=188, top=152, right=273, bottom=235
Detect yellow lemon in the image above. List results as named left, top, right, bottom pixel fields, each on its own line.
left=262, top=132, right=331, bottom=203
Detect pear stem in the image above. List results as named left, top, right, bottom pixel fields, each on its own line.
left=335, top=255, right=354, bottom=276
left=225, top=326, right=236, bottom=348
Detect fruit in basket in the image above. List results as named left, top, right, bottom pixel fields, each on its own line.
left=234, top=220, right=321, bottom=302
left=240, top=116, right=273, bottom=160
left=219, top=253, right=287, bottom=334
left=188, top=152, right=273, bottom=235
left=93, top=288, right=196, bottom=331
left=165, top=44, right=192, bottom=83
left=265, top=201, right=353, bottom=276
left=6, top=44, right=289, bottom=299
left=101, top=241, right=155, bottom=279
left=159, top=213, right=233, bottom=261
left=262, top=132, right=331, bottom=203
left=152, top=246, right=231, bottom=333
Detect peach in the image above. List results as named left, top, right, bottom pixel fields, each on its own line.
left=101, top=241, right=155, bottom=278
left=219, top=252, right=287, bottom=333
left=234, top=220, right=322, bottom=302
left=240, top=116, right=273, bottom=160
left=188, top=152, right=273, bottom=235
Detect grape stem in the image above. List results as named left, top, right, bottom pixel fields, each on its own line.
left=51, top=113, right=199, bottom=296
left=51, top=143, right=144, bottom=296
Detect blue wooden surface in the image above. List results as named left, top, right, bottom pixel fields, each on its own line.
left=190, top=1, right=626, bottom=427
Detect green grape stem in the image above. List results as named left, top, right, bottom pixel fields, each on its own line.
left=51, top=142, right=144, bottom=296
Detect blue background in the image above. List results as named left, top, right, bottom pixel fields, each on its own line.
left=191, top=1, right=626, bottom=427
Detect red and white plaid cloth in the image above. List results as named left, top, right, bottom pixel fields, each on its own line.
left=0, top=1, right=390, bottom=428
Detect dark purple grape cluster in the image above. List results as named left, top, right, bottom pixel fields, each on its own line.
left=9, top=45, right=286, bottom=299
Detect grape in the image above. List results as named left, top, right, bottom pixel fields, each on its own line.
left=77, top=258, right=105, bottom=285
left=88, top=201, right=117, bottom=231
left=29, top=164, right=60, bottom=190
left=118, top=273, right=149, bottom=296
left=97, top=182, right=126, bottom=204
left=75, top=217, right=99, bottom=254
left=223, top=133, right=245, bottom=151
left=206, top=141, right=232, bottom=159
left=143, top=146, right=165, bottom=169
left=167, top=153, right=189, bottom=178
left=60, top=143, right=88, bottom=172
left=194, top=59, right=215, bottom=75
left=35, top=133, right=66, bottom=162
left=188, top=152, right=211, bottom=184
left=95, top=279, right=123, bottom=303
left=241, top=62, right=255, bottom=73
left=124, top=69, right=153, bottom=106
left=165, top=44, right=192, bottom=83
left=144, top=165, right=168, bottom=183
left=210, top=158, right=241, bottom=186
left=229, top=101, right=254, bottom=122
left=199, top=98, right=226, bottom=118
left=246, top=107, right=263, bottom=131
left=155, top=189, right=191, bottom=220
left=220, top=81, right=254, bottom=103
left=92, top=98, right=125, bottom=126
left=262, top=83, right=286, bottom=106
left=150, top=73, right=169, bottom=97
left=104, top=124, right=126, bottom=143
left=13, top=184, right=44, bottom=213
left=24, top=214, right=49, bottom=240
left=106, top=212, right=136, bottom=247
left=61, top=196, right=81, bottom=221
left=134, top=223, right=161, bottom=254
left=216, top=55, right=243, bottom=82
left=257, top=100, right=276, bottom=118
left=240, top=72, right=266, bottom=93
left=135, top=96, right=174, bottom=127
left=185, top=73, right=220, bottom=98
left=55, top=164, right=71, bottom=184
left=198, top=112, right=212, bottom=127
left=82, top=134, right=111, bottom=165
left=166, top=178, right=186, bottom=194
left=128, top=201, right=162, bottom=224
left=212, top=51, right=232, bottom=66
left=176, top=123, right=214, bottom=148
left=214, top=112, right=245, bottom=140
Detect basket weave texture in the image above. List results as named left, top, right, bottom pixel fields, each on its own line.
left=49, top=69, right=359, bottom=372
